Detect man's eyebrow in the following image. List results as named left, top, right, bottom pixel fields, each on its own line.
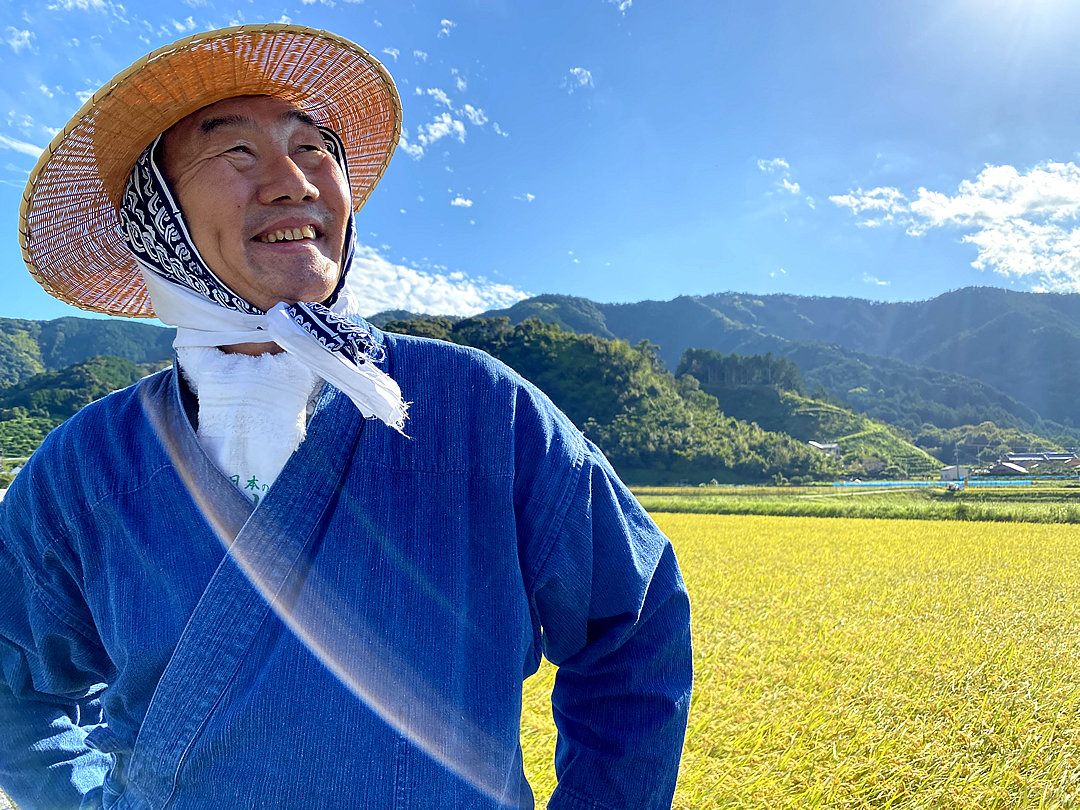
left=199, top=113, right=256, bottom=135
left=284, top=109, right=319, bottom=128
left=197, top=109, right=319, bottom=135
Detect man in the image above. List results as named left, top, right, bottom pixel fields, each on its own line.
left=0, top=24, right=692, bottom=810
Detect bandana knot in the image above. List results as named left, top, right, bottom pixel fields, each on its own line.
left=283, top=301, right=383, bottom=367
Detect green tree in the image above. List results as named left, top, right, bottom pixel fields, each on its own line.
left=385, top=317, right=840, bottom=484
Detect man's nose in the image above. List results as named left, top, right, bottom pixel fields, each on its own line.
left=257, top=153, right=320, bottom=204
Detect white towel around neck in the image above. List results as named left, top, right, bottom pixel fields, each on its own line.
left=143, top=268, right=408, bottom=433
left=177, top=346, right=320, bottom=503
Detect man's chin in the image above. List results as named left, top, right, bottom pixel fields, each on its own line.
left=241, top=261, right=341, bottom=309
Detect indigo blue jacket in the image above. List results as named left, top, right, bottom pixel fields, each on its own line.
left=0, top=327, right=692, bottom=809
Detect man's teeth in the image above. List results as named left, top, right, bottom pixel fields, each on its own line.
left=259, top=225, right=317, bottom=243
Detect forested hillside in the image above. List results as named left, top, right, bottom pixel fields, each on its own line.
left=676, top=348, right=941, bottom=477
left=380, top=316, right=943, bottom=483
left=0, top=316, right=173, bottom=386
left=485, top=288, right=1080, bottom=441
left=382, top=316, right=846, bottom=483
left=0, top=356, right=167, bottom=455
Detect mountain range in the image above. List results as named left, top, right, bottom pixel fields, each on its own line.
left=1, top=286, right=1078, bottom=467
left=480, top=287, right=1080, bottom=438
left=0, top=316, right=174, bottom=386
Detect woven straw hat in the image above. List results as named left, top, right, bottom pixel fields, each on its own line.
left=19, top=24, right=401, bottom=318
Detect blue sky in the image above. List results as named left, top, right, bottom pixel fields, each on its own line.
left=7, top=0, right=1080, bottom=322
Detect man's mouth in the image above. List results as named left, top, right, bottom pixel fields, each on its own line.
left=257, top=225, right=318, bottom=243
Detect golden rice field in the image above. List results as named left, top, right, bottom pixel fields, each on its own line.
left=522, top=513, right=1080, bottom=809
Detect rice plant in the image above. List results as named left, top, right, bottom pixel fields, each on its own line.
left=523, top=514, right=1080, bottom=808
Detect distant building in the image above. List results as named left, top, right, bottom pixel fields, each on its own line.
left=1003, top=452, right=1078, bottom=464
left=808, top=440, right=840, bottom=458
left=940, top=465, right=973, bottom=481
left=988, top=461, right=1030, bottom=476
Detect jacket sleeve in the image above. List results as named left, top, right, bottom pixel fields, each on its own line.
left=0, top=472, right=114, bottom=810
left=514, top=386, right=693, bottom=810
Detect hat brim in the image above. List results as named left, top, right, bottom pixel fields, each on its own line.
left=19, top=24, right=401, bottom=318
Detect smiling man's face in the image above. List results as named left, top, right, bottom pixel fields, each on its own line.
left=161, top=95, right=351, bottom=312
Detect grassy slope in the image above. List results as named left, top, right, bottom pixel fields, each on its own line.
left=705, top=384, right=941, bottom=476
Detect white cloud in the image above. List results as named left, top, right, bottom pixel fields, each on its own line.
left=0, top=134, right=43, bottom=159
left=452, top=70, right=467, bottom=92
left=48, top=0, right=129, bottom=22
left=961, top=217, right=1080, bottom=292
left=398, top=132, right=424, bottom=160
left=47, top=0, right=129, bottom=18
left=832, top=161, right=1080, bottom=291
left=6, top=111, right=50, bottom=142
left=462, top=105, right=487, bottom=126
left=171, top=16, right=196, bottom=32
left=413, top=50, right=428, bottom=62
left=514, top=192, right=535, bottom=203
left=37, top=84, right=54, bottom=99
left=382, top=47, right=399, bottom=62
left=829, top=186, right=908, bottom=227
left=416, top=112, right=466, bottom=147
left=605, top=0, right=632, bottom=11
left=398, top=111, right=469, bottom=159
left=438, top=19, right=456, bottom=38
left=565, top=67, right=594, bottom=93
left=4, top=27, right=34, bottom=53
left=492, top=122, right=509, bottom=138
left=862, top=273, right=890, bottom=286
left=450, top=196, right=473, bottom=207
left=756, top=157, right=790, bottom=174
left=8, top=112, right=33, bottom=129
left=346, top=243, right=529, bottom=316
left=757, top=156, right=810, bottom=202
left=399, top=84, right=494, bottom=160
left=48, top=0, right=107, bottom=9
left=410, top=90, right=492, bottom=152
left=422, top=87, right=453, bottom=108
left=909, top=163, right=1080, bottom=230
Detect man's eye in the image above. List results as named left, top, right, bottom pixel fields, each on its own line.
left=298, top=143, right=323, bottom=152
left=227, top=145, right=251, bottom=154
